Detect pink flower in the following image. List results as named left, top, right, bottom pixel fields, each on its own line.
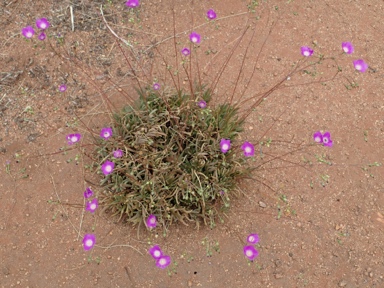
left=126, top=0, right=139, bottom=8
left=241, top=141, right=255, bottom=157
left=82, top=234, right=96, bottom=251
left=36, top=18, right=50, bottom=30
left=321, top=132, right=333, bottom=147
left=220, top=139, right=231, bottom=153
left=100, top=127, right=113, bottom=140
left=83, top=187, right=94, bottom=198
left=313, top=131, right=323, bottom=143
left=207, top=9, right=217, bottom=20
left=149, top=245, right=163, bottom=260
left=243, top=245, right=258, bottom=261
left=189, top=32, right=201, bottom=44
left=353, top=59, right=368, bottom=72
left=38, top=32, right=46, bottom=41
left=313, top=131, right=333, bottom=147
left=198, top=100, right=207, bottom=108
left=113, top=149, right=124, bottom=158
left=101, top=160, right=115, bottom=175
left=22, top=26, right=35, bottom=39
left=153, top=83, right=160, bottom=90
left=146, top=214, right=157, bottom=228
left=86, top=198, right=98, bottom=213
left=59, top=84, right=67, bottom=92
left=341, top=42, right=354, bottom=54
left=181, top=48, right=190, bottom=56
left=247, top=233, right=259, bottom=244
left=66, top=133, right=81, bottom=145
left=301, top=46, right=313, bottom=57
left=156, top=255, right=171, bottom=269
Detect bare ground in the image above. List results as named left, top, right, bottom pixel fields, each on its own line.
left=1, top=1, right=384, bottom=287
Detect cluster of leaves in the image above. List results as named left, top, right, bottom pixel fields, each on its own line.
left=96, top=86, right=252, bottom=228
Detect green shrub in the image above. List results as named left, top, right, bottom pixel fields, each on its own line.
left=97, top=85, right=252, bottom=229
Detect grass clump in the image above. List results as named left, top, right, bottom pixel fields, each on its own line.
left=97, top=85, right=252, bottom=229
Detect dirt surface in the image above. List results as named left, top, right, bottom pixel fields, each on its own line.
left=1, top=0, right=384, bottom=287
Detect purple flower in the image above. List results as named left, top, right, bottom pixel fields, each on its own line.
left=86, top=198, right=98, bottom=213
left=149, top=245, right=163, bottom=260
left=241, top=141, right=255, bottom=157
left=146, top=214, right=157, bottom=229
left=189, top=32, right=201, bottom=44
left=126, top=0, right=139, bottom=7
left=353, top=59, right=368, bottom=73
left=301, top=46, right=314, bottom=57
left=101, top=160, right=115, bottom=175
left=59, top=84, right=67, bottom=92
left=313, top=131, right=333, bottom=147
left=22, top=26, right=35, bottom=39
left=207, top=9, right=217, bottom=20
left=181, top=48, right=190, bottom=56
left=100, top=127, right=113, bottom=140
left=322, top=131, right=333, bottom=147
left=313, top=131, right=323, bottom=143
left=341, top=42, right=354, bottom=54
left=38, top=32, right=46, bottom=41
left=153, top=83, right=160, bottom=90
left=156, top=255, right=171, bottom=269
left=198, top=100, right=207, bottom=108
left=36, top=18, right=50, bottom=30
left=82, top=234, right=96, bottom=251
left=84, top=187, right=94, bottom=199
left=220, top=139, right=231, bottom=153
left=66, top=133, right=81, bottom=145
left=113, top=149, right=124, bottom=158
left=247, top=233, right=259, bottom=245
left=243, top=245, right=258, bottom=261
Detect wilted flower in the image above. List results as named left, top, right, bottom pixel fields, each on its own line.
left=207, top=9, right=217, bottom=20
left=126, top=0, right=139, bottom=7
left=353, top=59, right=368, bottom=72
left=243, top=245, right=258, bottom=261
left=59, top=84, right=67, bottom=92
left=301, top=46, right=314, bottom=57
left=100, top=127, right=113, bottom=140
left=181, top=48, right=190, bottom=56
left=198, top=100, right=207, bottom=108
left=86, top=198, right=98, bottom=213
left=83, top=187, right=94, bottom=199
left=220, top=139, right=231, bottom=153
left=36, top=18, right=50, bottom=30
left=247, top=233, right=259, bottom=245
left=241, top=141, right=255, bottom=157
left=153, top=83, right=160, bottom=90
left=113, top=149, right=124, bottom=158
left=156, top=255, right=171, bottom=269
left=341, top=42, right=354, bottom=54
left=22, top=26, right=35, bottom=39
left=38, top=32, right=46, bottom=41
left=66, top=133, right=81, bottom=145
left=189, top=32, right=201, bottom=44
left=149, top=245, right=163, bottom=260
left=101, top=160, right=115, bottom=175
left=82, top=234, right=96, bottom=251
left=146, top=214, right=157, bottom=228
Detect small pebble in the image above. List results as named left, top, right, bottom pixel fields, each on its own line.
left=274, top=273, right=283, bottom=279
left=259, top=201, right=267, bottom=208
